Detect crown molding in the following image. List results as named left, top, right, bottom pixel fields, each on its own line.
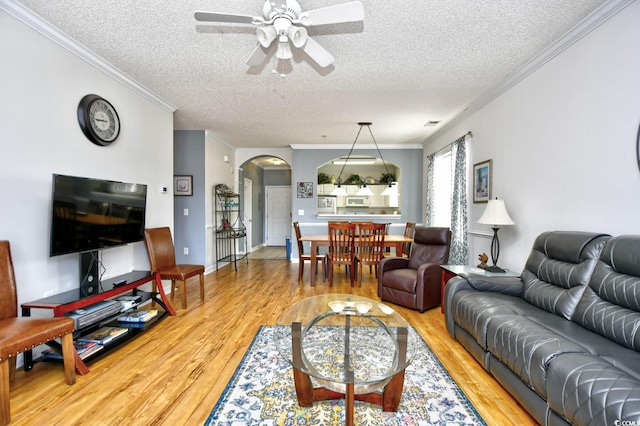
left=290, top=143, right=423, bottom=150
left=0, top=0, right=176, bottom=112
left=424, top=0, right=635, bottom=144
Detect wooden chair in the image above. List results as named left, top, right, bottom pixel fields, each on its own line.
left=355, top=223, right=386, bottom=287
left=401, top=222, right=416, bottom=257
left=325, top=222, right=357, bottom=287
left=351, top=221, right=373, bottom=233
left=0, top=241, right=76, bottom=425
left=384, top=222, right=415, bottom=258
left=144, top=227, right=205, bottom=310
left=293, top=222, right=323, bottom=282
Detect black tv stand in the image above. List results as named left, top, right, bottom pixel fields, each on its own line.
left=21, top=271, right=176, bottom=375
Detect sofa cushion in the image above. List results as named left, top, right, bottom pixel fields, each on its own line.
left=521, top=232, right=610, bottom=319
left=486, top=315, right=590, bottom=398
left=451, top=290, right=539, bottom=350
left=546, top=353, right=640, bottom=425
left=572, top=235, right=640, bottom=351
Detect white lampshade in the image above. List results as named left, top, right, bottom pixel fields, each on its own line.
left=356, top=185, right=373, bottom=196
left=381, top=183, right=397, bottom=196
left=330, top=185, right=347, bottom=196
left=478, top=199, right=515, bottom=226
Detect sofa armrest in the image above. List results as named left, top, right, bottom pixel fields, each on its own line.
left=443, top=275, right=524, bottom=336
left=460, top=275, right=524, bottom=295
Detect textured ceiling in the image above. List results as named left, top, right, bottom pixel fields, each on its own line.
left=15, top=0, right=606, bottom=148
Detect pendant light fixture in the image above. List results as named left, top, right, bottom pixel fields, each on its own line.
left=331, top=122, right=396, bottom=196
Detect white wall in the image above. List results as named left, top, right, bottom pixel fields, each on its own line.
left=0, top=10, right=174, bottom=305
left=424, top=1, right=640, bottom=272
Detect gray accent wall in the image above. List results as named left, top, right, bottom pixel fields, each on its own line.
left=291, top=147, right=423, bottom=226
left=174, top=130, right=206, bottom=265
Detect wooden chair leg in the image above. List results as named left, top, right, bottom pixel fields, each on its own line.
left=199, top=274, right=205, bottom=301
left=61, top=333, right=76, bottom=385
left=180, top=280, right=187, bottom=309
left=298, top=260, right=304, bottom=281
left=1, top=359, right=10, bottom=426
left=7, top=358, right=14, bottom=385
left=170, top=280, right=176, bottom=300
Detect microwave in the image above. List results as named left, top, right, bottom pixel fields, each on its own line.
left=346, top=196, right=370, bottom=207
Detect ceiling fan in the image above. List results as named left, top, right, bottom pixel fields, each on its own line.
left=194, top=0, right=364, bottom=68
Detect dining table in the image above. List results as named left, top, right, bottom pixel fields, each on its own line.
left=299, top=234, right=413, bottom=286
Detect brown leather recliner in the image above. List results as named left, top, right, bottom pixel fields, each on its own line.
left=378, top=227, right=451, bottom=313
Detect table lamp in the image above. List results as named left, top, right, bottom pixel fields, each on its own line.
left=477, top=199, right=515, bottom=272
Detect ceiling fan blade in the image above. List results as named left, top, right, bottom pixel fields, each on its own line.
left=303, top=36, right=335, bottom=68
left=298, top=1, right=364, bottom=26
left=194, top=11, right=259, bottom=25
left=246, top=44, right=269, bottom=67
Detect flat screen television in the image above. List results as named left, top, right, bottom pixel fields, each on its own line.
left=50, top=174, right=148, bottom=257
left=50, top=174, right=148, bottom=296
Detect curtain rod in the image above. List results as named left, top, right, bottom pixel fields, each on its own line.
left=431, top=131, right=473, bottom=156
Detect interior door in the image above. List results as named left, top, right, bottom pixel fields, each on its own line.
left=243, top=177, right=252, bottom=252
left=266, top=186, right=291, bottom=246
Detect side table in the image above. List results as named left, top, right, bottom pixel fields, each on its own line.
left=440, top=265, right=520, bottom=313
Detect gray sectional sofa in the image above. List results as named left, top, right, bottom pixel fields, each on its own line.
left=444, top=231, right=640, bottom=425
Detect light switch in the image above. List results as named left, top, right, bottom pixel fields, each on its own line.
left=183, top=208, right=189, bottom=216
left=298, top=209, right=304, bottom=216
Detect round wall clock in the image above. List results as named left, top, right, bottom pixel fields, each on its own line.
left=77, top=94, right=120, bottom=146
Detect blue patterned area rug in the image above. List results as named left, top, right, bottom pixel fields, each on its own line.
left=205, top=326, right=485, bottom=425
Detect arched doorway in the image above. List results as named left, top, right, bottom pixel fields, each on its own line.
left=238, top=156, right=292, bottom=251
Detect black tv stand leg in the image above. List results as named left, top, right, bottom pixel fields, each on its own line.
left=21, top=306, right=34, bottom=371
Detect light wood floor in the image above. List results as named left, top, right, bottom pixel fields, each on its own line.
left=9, top=259, right=536, bottom=425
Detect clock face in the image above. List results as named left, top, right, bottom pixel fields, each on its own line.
left=78, top=94, right=120, bottom=146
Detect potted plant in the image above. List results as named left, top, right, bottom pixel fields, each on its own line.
left=345, top=174, right=364, bottom=185
left=379, top=173, right=396, bottom=184
left=317, top=172, right=331, bottom=184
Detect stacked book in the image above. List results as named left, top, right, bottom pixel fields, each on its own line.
left=78, top=326, right=129, bottom=345
left=42, top=341, right=103, bottom=360
left=117, top=309, right=158, bottom=324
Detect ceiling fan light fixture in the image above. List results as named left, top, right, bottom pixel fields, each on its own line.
left=257, top=26, right=277, bottom=48
left=288, top=26, right=307, bottom=48
left=276, top=41, right=293, bottom=59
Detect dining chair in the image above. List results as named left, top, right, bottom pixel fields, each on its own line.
left=354, top=223, right=386, bottom=287
left=401, top=222, right=416, bottom=257
left=325, top=222, right=356, bottom=287
left=144, top=227, right=205, bottom=310
left=0, top=241, right=76, bottom=425
left=293, top=221, right=323, bottom=282
left=351, top=221, right=373, bottom=234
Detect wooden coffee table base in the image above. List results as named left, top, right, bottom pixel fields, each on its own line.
left=291, top=323, right=408, bottom=426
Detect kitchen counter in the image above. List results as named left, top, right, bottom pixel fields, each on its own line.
left=317, top=214, right=401, bottom=220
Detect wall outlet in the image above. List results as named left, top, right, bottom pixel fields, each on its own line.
left=160, top=185, right=168, bottom=194
left=183, top=247, right=189, bottom=255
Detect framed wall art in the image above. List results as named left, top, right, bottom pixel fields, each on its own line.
left=297, top=182, right=313, bottom=198
left=174, top=175, right=193, bottom=196
left=473, top=160, right=492, bottom=203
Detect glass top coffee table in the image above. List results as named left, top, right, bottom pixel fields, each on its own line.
left=274, top=294, right=419, bottom=425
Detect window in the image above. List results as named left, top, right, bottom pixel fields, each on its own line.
left=431, top=149, right=453, bottom=228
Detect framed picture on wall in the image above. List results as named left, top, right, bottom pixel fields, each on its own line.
left=473, top=160, right=492, bottom=203
left=297, top=182, right=313, bottom=198
left=174, top=175, right=193, bottom=196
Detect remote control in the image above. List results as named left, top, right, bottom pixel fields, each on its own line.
left=113, top=279, right=127, bottom=287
